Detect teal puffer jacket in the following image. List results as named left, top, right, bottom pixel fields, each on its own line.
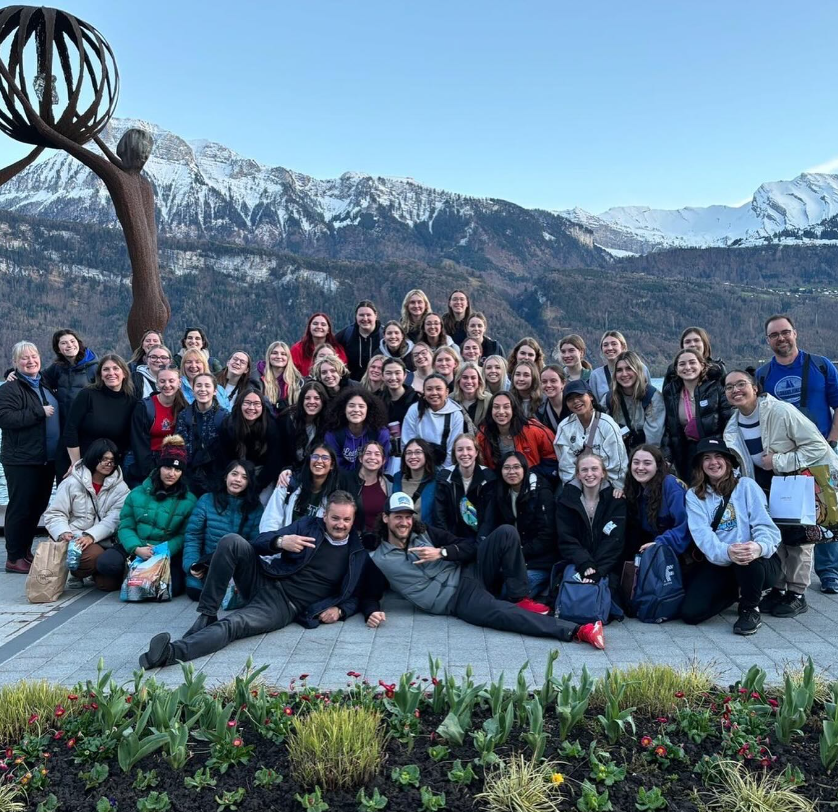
left=182, top=493, right=264, bottom=592
left=117, top=478, right=198, bottom=556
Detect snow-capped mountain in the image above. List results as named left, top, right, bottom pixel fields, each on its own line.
left=561, top=172, right=838, bottom=255
left=0, top=118, right=608, bottom=275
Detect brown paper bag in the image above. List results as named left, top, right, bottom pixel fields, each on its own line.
left=25, top=540, right=69, bottom=603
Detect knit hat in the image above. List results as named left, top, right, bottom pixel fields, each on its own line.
left=158, top=434, right=188, bottom=470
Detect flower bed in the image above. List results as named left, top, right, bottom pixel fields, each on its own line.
left=0, top=654, right=835, bottom=811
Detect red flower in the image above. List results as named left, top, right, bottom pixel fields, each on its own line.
left=66, top=738, right=76, bottom=749
left=227, top=720, right=236, bottom=728
left=0, top=763, right=7, bottom=772
left=654, top=746, right=667, bottom=758
left=674, top=691, right=685, bottom=699
left=760, top=757, right=771, bottom=768
left=53, top=706, right=65, bottom=718
left=750, top=692, right=761, bottom=699
left=738, top=687, right=748, bottom=694
left=737, top=745, right=750, bottom=757
left=125, top=696, right=133, bottom=704
left=656, top=717, right=668, bottom=724
left=27, top=714, right=39, bottom=725
left=90, top=703, right=98, bottom=711
left=414, top=710, right=420, bottom=718
left=67, top=694, right=79, bottom=701
left=300, top=695, right=311, bottom=703
left=4, top=749, right=12, bottom=759
left=640, top=736, right=653, bottom=748
left=767, top=698, right=779, bottom=708
left=284, top=707, right=293, bottom=716
left=299, top=674, right=309, bottom=680
left=347, top=671, right=361, bottom=678
left=431, top=677, right=440, bottom=687
left=53, top=731, right=64, bottom=741
left=269, top=691, right=279, bottom=698
left=232, top=738, right=243, bottom=747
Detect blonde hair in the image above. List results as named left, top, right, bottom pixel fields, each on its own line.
left=11, top=341, right=39, bottom=366
left=433, top=345, right=462, bottom=379
left=600, top=330, right=628, bottom=353
left=483, top=354, right=509, bottom=394
left=451, top=432, right=483, bottom=465
left=180, top=348, right=210, bottom=381
left=452, top=361, right=491, bottom=426
left=263, top=341, right=302, bottom=406
left=312, top=353, right=348, bottom=382
left=400, top=289, right=432, bottom=333
left=609, top=350, right=649, bottom=414
left=360, top=354, right=387, bottom=392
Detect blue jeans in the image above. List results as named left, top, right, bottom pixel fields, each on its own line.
left=815, top=541, right=838, bottom=586
left=527, top=569, right=552, bottom=598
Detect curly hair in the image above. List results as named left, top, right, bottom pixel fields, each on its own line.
left=323, top=386, right=388, bottom=433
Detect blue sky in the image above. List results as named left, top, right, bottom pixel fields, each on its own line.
left=1, top=0, right=836, bottom=213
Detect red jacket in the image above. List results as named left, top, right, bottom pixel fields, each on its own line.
left=290, top=341, right=348, bottom=377
left=477, top=419, right=557, bottom=470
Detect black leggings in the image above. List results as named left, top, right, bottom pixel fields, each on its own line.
left=681, top=555, right=782, bottom=624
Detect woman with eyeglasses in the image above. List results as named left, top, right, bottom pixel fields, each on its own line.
left=418, top=313, right=455, bottom=351
left=216, top=351, right=256, bottom=407
left=392, top=438, right=437, bottom=524
left=43, top=438, right=130, bottom=589
left=127, top=329, right=164, bottom=373
left=410, top=342, right=434, bottom=393
left=131, top=344, right=174, bottom=399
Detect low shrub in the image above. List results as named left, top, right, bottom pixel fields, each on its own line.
left=475, top=755, right=564, bottom=812
left=704, top=760, right=815, bottom=812
left=287, top=705, right=386, bottom=790
left=0, top=784, right=25, bottom=812
left=0, top=680, right=70, bottom=742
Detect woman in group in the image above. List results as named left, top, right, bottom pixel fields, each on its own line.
left=590, top=331, right=652, bottom=404
left=402, top=374, right=465, bottom=466
left=410, top=342, right=434, bottom=393
left=218, top=388, right=283, bottom=496
left=41, top=328, right=97, bottom=476
left=556, top=451, right=627, bottom=599
left=350, top=441, right=393, bottom=531
left=663, top=327, right=726, bottom=389
left=180, top=349, right=231, bottom=410
left=418, top=313, right=455, bottom=351
left=433, top=433, right=495, bottom=540
left=507, top=337, right=545, bottom=372
left=127, top=329, right=164, bottom=372
left=661, top=348, right=731, bottom=481
left=442, top=290, right=472, bottom=345
left=131, top=344, right=174, bottom=400
left=483, top=355, right=510, bottom=395
left=432, top=345, right=461, bottom=385
left=477, top=391, right=557, bottom=478
left=400, top=289, right=433, bottom=342
left=682, top=438, right=782, bottom=635
left=257, top=341, right=302, bottom=413
left=128, top=365, right=187, bottom=484
left=176, top=372, right=229, bottom=497
left=460, top=337, right=483, bottom=364
left=622, top=444, right=691, bottom=561
left=176, top=327, right=223, bottom=374
left=482, top=451, right=557, bottom=597
left=290, top=312, right=348, bottom=377
left=182, top=459, right=263, bottom=601
left=95, top=435, right=197, bottom=594
left=536, top=364, right=571, bottom=433
left=391, top=438, right=438, bottom=524
left=556, top=334, right=593, bottom=383
left=379, top=321, right=415, bottom=369
left=216, top=351, right=255, bottom=407
left=276, top=381, right=328, bottom=477
left=452, top=361, right=491, bottom=427
left=65, top=353, right=136, bottom=467
left=465, top=312, right=503, bottom=360
left=554, top=380, right=628, bottom=492
left=336, top=300, right=381, bottom=380
left=510, top=360, right=543, bottom=418
left=323, top=388, right=390, bottom=472
left=43, top=438, right=130, bottom=588
left=606, top=351, right=666, bottom=450
left=380, top=357, right=418, bottom=463
left=311, top=354, right=355, bottom=400
left=722, top=369, right=838, bottom=618
left=0, top=341, right=61, bottom=573
left=359, top=354, right=386, bottom=394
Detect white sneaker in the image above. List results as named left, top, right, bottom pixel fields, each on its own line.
left=67, top=575, right=88, bottom=590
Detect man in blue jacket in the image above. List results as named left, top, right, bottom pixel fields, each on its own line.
left=139, top=491, right=365, bottom=667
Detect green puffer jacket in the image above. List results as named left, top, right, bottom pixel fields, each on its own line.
left=117, top=478, right=198, bottom=556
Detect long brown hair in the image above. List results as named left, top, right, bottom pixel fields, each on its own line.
left=691, top=453, right=738, bottom=500
left=625, top=444, right=667, bottom=528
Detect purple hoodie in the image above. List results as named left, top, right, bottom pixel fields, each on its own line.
left=323, top=427, right=391, bottom=472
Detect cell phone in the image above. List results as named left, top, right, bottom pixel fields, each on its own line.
left=572, top=571, right=584, bottom=583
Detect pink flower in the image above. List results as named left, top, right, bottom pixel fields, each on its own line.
left=66, top=738, right=76, bottom=749
left=347, top=671, right=361, bottom=678
left=53, top=706, right=65, bottom=718
left=656, top=717, right=668, bottom=724
left=640, top=736, right=653, bottom=748
left=299, top=673, right=309, bottom=680
left=232, top=738, right=243, bottom=747
left=227, top=720, right=236, bottom=728
left=767, top=698, right=779, bottom=708
left=53, top=731, right=64, bottom=741
left=750, top=692, right=761, bottom=699
left=67, top=694, right=79, bottom=701
left=284, top=707, right=293, bottom=716
left=654, top=746, right=667, bottom=758
left=27, top=714, right=39, bottom=725
left=760, top=757, right=771, bottom=768
left=674, top=691, right=685, bottom=699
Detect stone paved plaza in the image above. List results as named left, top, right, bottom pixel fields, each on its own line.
left=1, top=542, right=836, bottom=690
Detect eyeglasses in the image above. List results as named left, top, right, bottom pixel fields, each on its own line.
left=310, top=454, right=331, bottom=462
left=767, top=329, right=793, bottom=341
left=148, top=354, right=171, bottom=361
left=723, top=381, right=752, bottom=393
left=501, top=465, right=523, bottom=473
left=99, top=458, right=116, bottom=466
left=404, top=450, right=424, bottom=457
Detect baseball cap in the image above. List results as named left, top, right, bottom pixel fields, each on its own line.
left=385, top=492, right=416, bottom=514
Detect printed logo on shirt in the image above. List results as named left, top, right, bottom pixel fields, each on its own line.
left=459, top=497, right=477, bottom=529
left=718, top=502, right=737, bottom=534
left=773, top=375, right=802, bottom=407
left=161, top=418, right=173, bottom=432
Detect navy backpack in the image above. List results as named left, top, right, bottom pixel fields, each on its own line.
left=631, top=544, right=685, bottom=623
left=555, top=564, right=615, bottom=625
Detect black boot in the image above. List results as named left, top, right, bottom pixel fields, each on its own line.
left=183, top=613, right=218, bottom=638
left=139, top=633, right=175, bottom=669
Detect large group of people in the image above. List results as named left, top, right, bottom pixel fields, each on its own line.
left=1, top=295, right=837, bottom=665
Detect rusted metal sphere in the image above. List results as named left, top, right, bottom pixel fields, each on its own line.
left=0, top=5, right=119, bottom=146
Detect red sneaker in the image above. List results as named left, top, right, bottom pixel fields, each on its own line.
left=516, top=597, right=551, bottom=615
left=576, top=621, right=605, bottom=650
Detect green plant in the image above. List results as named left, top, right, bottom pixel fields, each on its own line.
left=35, top=794, right=59, bottom=812
left=675, top=705, right=713, bottom=744
left=0, top=680, right=72, bottom=742
left=254, top=766, right=283, bottom=788
left=117, top=703, right=168, bottom=773
left=390, top=764, right=420, bottom=788
left=777, top=765, right=805, bottom=789
left=96, top=798, right=117, bottom=812
left=538, top=650, right=561, bottom=708
left=356, top=787, right=388, bottom=811
left=641, top=734, right=687, bottom=769
left=382, top=671, right=423, bottom=741
left=80, top=762, right=109, bottom=789
left=733, top=664, right=768, bottom=698
left=576, top=780, right=613, bottom=812
left=703, top=760, right=815, bottom=812
left=523, top=698, right=548, bottom=761
left=184, top=767, right=217, bottom=791
left=820, top=682, right=838, bottom=773
left=635, top=786, right=667, bottom=811
left=693, top=754, right=725, bottom=787
left=161, top=721, right=190, bottom=770
left=436, top=666, right=484, bottom=745
left=420, top=786, right=446, bottom=811
left=555, top=666, right=595, bottom=739
left=774, top=670, right=812, bottom=745
left=596, top=670, right=636, bottom=744
left=471, top=729, right=499, bottom=768
left=428, top=744, right=450, bottom=762
left=475, top=756, right=564, bottom=812
left=781, top=659, right=831, bottom=705
left=482, top=699, right=515, bottom=747
left=215, top=787, right=245, bottom=812
left=136, top=791, right=171, bottom=812
left=559, top=739, right=584, bottom=758
left=588, top=743, right=626, bottom=786
left=0, top=785, right=25, bottom=812
left=447, top=759, right=476, bottom=785
left=288, top=706, right=385, bottom=790
left=428, top=655, right=445, bottom=714
left=132, top=769, right=159, bottom=790
left=295, top=786, right=329, bottom=812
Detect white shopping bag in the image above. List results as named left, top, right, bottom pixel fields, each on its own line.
left=769, top=475, right=817, bottom=526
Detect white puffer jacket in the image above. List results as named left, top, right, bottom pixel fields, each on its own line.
left=554, top=411, right=629, bottom=490
left=43, top=461, right=130, bottom=545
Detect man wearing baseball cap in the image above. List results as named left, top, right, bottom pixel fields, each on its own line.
left=360, top=492, right=605, bottom=649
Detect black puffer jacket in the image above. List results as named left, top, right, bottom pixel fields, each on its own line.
left=660, top=366, right=732, bottom=480
left=0, top=377, right=58, bottom=465
left=432, top=465, right=496, bottom=541
left=555, top=481, right=626, bottom=585
left=41, top=351, right=97, bottom=425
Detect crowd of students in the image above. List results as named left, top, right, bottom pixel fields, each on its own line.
left=1, top=291, right=837, bottom=664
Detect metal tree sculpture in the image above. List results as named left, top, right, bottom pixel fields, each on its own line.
left=0, top=5, right=170, bottom=348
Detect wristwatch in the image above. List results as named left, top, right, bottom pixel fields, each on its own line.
left=440, top=547, right=448, bottom=558
left=275, top=535, right=285, bottom=551
left=829, top=440, right=837, bottom=451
